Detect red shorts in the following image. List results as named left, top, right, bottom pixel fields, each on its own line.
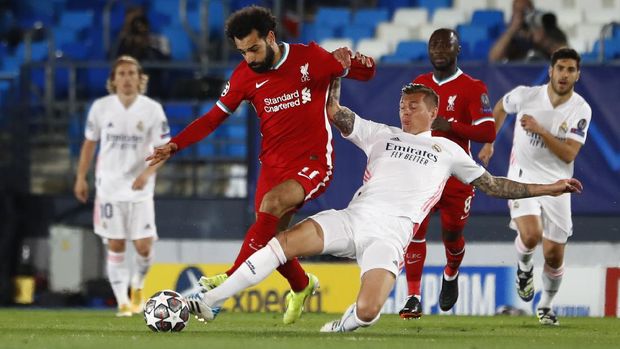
left=254, top=161, right=333, bottom=211
left=417, top=177, right=475, bottom=236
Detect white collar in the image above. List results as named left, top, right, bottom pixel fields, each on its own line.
left=432, top=68, right=463, bottom=86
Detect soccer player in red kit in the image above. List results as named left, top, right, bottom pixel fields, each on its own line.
left=147, top=6, right=375, bottom=324
left=399, top=28, right=496, bottom=318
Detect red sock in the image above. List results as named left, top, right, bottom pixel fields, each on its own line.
left=226, top=212, right=280, bottom=275
left=404, top=239, right=426, bottom=296
left=443, top=236, right=465, bottom=277
left=225, top=212, right=309, bottom=292
left=276, top=259, right=309, bottom=292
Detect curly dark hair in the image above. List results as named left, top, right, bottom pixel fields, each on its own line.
left=225, top=6, right=276, bottom=41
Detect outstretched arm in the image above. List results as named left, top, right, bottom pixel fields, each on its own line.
left=471, top=171, right=582, bottom=199
left=327, top=78, right=356, bottom=136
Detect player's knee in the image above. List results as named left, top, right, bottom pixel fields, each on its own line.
left=519, top=230, right=542, bottom=247
left=355, top=301, right=382, bottom=322
left=259, top=192, right=286, bottom=215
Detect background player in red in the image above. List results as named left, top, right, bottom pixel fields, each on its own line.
left=399, top=28, right=496, bottom=318
left=147, top=6, right=375, bottom=324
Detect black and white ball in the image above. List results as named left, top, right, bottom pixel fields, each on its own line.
left=144, top=290, right=190, bottom=332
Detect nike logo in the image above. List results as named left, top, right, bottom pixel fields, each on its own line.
left=405, top=259, right=421, bottom=264
left=255, top=80, right=269, bottom=88
left=460, top=214, right=469, bottom=220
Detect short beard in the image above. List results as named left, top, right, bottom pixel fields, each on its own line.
left=249, top=44, right=275, bottom=73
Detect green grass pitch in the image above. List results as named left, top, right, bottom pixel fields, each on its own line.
left=1, top=309, right=619, bottom=349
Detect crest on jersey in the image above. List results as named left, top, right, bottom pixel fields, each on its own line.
left=136, top=121, right=144, bottom=132
left=570, top=118, right=587, bottom=137
left=300, top=63, right=310, bottom=82
left=432, top=144, right=442, bottom=153
left=481, top=93, right=492, bottom=113
left=447, top=95, right=457, bottom=111
left=221, top=81, right=230, bottom=97
left=560, top=121, right=568, bottom=134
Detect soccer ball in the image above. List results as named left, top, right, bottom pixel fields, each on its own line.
left=143, top=290, right=190, bottom=332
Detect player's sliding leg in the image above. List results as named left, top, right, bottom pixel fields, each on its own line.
left=106, top=240, right=131, bottom=317
left=187, top=220, right=324, bottom=322
left=400, top=216, right=430, bottom=318
left=536, top=238, right=565, bottom=326
left=130, top=237, right=154, bottom=313
left=321, top=244, right=397, bottom=332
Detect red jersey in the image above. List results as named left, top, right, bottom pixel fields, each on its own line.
left=414, top=69, right=494, bottom=154
left=218, top=42, right=354, bottom=168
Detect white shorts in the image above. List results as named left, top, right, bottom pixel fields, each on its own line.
left=508, top=194, right=572, bottom=243
left=309, top=208, right=414, bottom=277
left=93, top=197, right=158, bottom=241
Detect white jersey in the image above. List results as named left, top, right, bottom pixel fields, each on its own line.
left=502, top=84, right=591, bottom=183
left=85, top=94, right=170, bottom=202
left=345, top=114, right=485, bottom=223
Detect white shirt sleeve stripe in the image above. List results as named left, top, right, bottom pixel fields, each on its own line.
left=216, top=100, right=233, bottom=115
left=472, top=117, right=495, bottom=125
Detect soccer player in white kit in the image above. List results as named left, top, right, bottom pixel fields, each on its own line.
left=185, top=80, right=581, bottom=332
left=74, top=56, right=171, bottom=317
left=478, top=48, right=590, bottom=326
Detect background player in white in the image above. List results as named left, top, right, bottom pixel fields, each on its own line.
left=478, top=48, right=590, bottom=326
left=74, top=55, right=170, bottom=317
left=184, top=80, right=581, bottom=332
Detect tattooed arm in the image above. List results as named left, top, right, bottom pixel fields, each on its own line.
left=471, top=171, right=583, bottom=199
left=327, top=78, right=356, bottom=136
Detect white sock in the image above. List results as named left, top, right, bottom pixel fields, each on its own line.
left=204, top=238, right=286, bottom=308
left=538, top=263, right=564, bottom=309
left=514, top=234, right=535, bottom=271
left=339, top=304, right=381, bottom=332
left=107, top=250, right=129, bottom=306
left=131, top=251, right=153, bottom=290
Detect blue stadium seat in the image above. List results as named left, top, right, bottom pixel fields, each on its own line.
left=79, top=67, right=109, bottom=97
left=165, top=103, right=195, bottom=121
left=314, top=7, right=351, bottom=36
left=352, top=9, right=389, bottom=28
left=418, top=0, right=452, bottom=17
left=58, top=10, right=95, bottom=31
left=393, top=40, right=428, bottom=60
left=471, top=10, right=505, bottom=38
left=15, top=42, right=49, bottom=62
left=160, top=27, right=193, bottom=60
left=302, top=24, right=339, bottom=43
left=457, top=24, right=489, bottom=51
left=377, top=0, right=414, bottom=16
left=381, top=55, right=413, bottom=64
left=342, top=24, right=374, bottom=43
left=590, top=38, right=620, bottom=60
left=52, top=27, right=78, bottom=47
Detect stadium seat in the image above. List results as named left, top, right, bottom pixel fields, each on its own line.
left=352, top=9, right=389, bottom=28
left=314, top=7, right=351, bottom=35
left=457, top=24, right=489, bottom=50
left=52, top=27, right=78, bottom=48
left=58, top=10, right=95, bottom=31
left=376, top=23, right=415, bottom=48
left=556, top=9, right=583, bottom=30
left=584, top=10, right=618, bottom=25
left=342, top=25, right=375, bottom=43
left=432, top=8, right=467, bottom=29
left=536, top=0, right=569, bottom=12
left=392, top=8, right=429, bottom=28
left=319, top=39, right=354, bottom=53
left=591, top=38, right=620, bottom=60
left=355, top=38, right=393, bottom=60
left=161, top=27, right=194, bottom=61
left=470, top=10, right=504, bottom=37
left=416, top=23, right=439, bottom=41
left=453, top=0, right=491, bottom=17
left=392, top=40, right=428, bottom=60
left=377, top=0, right=414, bottom=16
left=418, top=0, right=452, bottom=17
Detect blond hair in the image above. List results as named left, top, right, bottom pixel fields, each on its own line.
left=106, top=55, right=149, bottom=94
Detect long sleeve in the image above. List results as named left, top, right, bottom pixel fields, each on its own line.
left=450, top=120, right=496, bottom=143
left=170, top=107, right=229, bottom=151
